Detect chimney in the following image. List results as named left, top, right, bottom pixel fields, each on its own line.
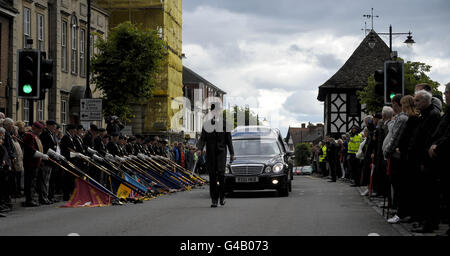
left=301, top=123, right=306, bottom=128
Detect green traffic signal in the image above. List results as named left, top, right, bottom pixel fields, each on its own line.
left=22, top=84, right=33, bottom=94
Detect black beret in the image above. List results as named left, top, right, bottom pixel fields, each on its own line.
left=46, top=120, right=57, bottom=126
left=76, top=125, right=84, bottom=130
left=119, top=135, right=126, bottom=140
left=111, top=132, right=119, bottom=137
left=127, top=137, right=136, bottom=142
left=66, top=124, right=77, bottom=130
left=103, top=135, right=110, bottom=139
left=90, top=124, right=99, bottom=131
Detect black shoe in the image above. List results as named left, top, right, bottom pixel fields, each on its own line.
left=0, top=213, right=6, bottom=217
left=23, top=201, right=39, bottom=207
left=39, top=199, right=51, bottom=205
left=328, top=180, right=336, bottom=182
left=220, top=198, right=226, bottom=206
left=211, top=200, right=218, bottom=208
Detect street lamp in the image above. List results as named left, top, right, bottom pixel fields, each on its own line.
left=369, top=25, right=415, bottom=55
left=404, top=32, right=415, bottom=48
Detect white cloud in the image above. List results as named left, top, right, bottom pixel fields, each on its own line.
left=183, top=2, right=450, bottom=137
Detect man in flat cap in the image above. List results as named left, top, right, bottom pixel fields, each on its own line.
left=22, top=122, right=49, bottom=207
left=38, top=120, right=58, bottom=204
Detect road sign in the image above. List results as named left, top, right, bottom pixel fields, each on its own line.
left=80, top=98, right=102, bottom=121
left=81, top=98, right=102, bottom=112
left=80, top=111, right=102, bottom=121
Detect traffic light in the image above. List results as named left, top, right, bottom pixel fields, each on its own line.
left=38, top=52, right=54, bottom=100
left=373, top=69, right=384, bottom=97
left=384, top=61, right=404, bottom=104
left=17, top=49, right=40, bottom=99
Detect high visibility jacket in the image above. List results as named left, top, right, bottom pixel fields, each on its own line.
left=348, top=133, right=363, bottom=154
left=319, top=145, right=327, bottom=162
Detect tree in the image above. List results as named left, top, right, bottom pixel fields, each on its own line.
left=358, top=59, right=441, bottom=114
left=223, top=105, right=260, bottom=129
left=91, top=21, right=166, bottom=122
left=294, top=143, right=311, bottom=166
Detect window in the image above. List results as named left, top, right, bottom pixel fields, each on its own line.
left=61, top=20, right=67, bottom=71
left=23, top=100, right=30, bottom=126
left=90, top=35, right=94, bottom=58
left=71, top=16, right=78, bottom=74
left=23, top=8, right=31, bottom=47
left=37, top=14, right=44, bottom=51
left=37, top=100, right=44, bottom=121
left=80, top=29, right=85, bottom=77
left=61, top=99, right=67, bottom=126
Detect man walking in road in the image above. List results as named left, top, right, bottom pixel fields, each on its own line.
left=197, top=101, right=235, bottom=208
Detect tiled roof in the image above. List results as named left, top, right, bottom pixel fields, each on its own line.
left=317, top=30, right=391, bottom=101
left=183, top=66, right=226, bottom=94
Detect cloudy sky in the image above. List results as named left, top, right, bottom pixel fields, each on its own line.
left=181, top=0, right=450, bottom=137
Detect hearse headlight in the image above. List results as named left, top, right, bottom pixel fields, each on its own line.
left=225, top=166, right=231, bottom=174
left=264, top=166, right=272, bottom=173
left=273, top=163, right=284, bottom=173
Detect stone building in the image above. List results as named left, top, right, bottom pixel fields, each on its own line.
left=96, top=0, right=183, bottom=139
left=0, top=0, right=18, bottom=115
left=317, top=30, right=390, bottom=138
left=9, top=0, right=109, bottom=128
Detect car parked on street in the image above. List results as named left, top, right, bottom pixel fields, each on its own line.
left=300, top=165, right=313, bottom=175
left=225, top=126, right=293, bottom=197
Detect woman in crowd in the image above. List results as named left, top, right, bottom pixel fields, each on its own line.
left=387, top=95, right=421, bottom=224
left=12, top=126, right=24, bottom=198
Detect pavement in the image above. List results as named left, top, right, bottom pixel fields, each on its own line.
left=311, top=173, right=449, bottom=236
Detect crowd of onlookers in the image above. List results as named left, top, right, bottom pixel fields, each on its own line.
left=311, top=83, right=450, bottom=235
left=0, top=113, right=205, bottom=217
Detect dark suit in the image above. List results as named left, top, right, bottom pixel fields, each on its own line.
left=39, top=128, right=57, bottom=202
left=59, top=133, right=77, bottom=200
left=94, top=137, right=108, bottom=157
left=107, top=141, right=122, bottom=157
left=22, top=132, right=43, bottom=203
left=197, top=116, right=234, bottom=202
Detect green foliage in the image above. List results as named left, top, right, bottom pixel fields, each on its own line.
left=91, top=21, right=166, bottom=122
left=224, top=105, right=260, bottom=129
left=294, top=143, right=311, bottom=166
left=358, top=58, right=441, bottom=114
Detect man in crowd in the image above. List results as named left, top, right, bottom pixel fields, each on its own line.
left=59, top=124, right=78, bottom=201
left=38, top=120, right=58, bottom=205
left=428, top=82, right=450, bottom=236
left=22, top=122, right=49, bottom=207
left=410, top=89, right=442, bottom=233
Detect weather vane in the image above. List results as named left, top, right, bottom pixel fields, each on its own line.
left=363, top=8, right=379, bottom=31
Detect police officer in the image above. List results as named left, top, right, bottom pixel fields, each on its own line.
left=197, top=102, right=235, bottom=208
left=348, top=126, right=363, bottom=187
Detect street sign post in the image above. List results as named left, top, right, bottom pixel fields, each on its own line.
left=80, top=98, right=102, bottom=121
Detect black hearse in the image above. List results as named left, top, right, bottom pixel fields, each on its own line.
left=225, top=126, right=293, bottom=197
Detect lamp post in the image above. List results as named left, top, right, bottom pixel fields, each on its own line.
left=85, top=0, right=92, bottom=99
left=368, top=25, right=415, bottom=58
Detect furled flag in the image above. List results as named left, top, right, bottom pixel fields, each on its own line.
left=61, top=178, right=112, bottom=208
